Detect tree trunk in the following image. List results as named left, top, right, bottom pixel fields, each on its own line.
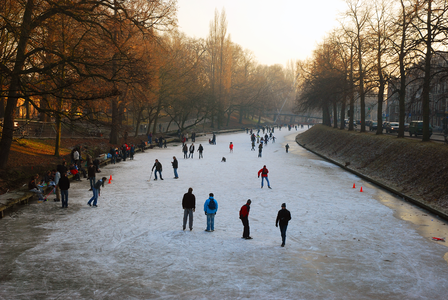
left=422, top=1, right=432, bottom=142
left=54, top=97, right=62, bottom=157
left=110, top=95, right=120, bottom=145
left=333, top=102, right=338, bottom=128
left=0, top=0, right=34, bottom=169
left=340, top=101, right=346, bottom=129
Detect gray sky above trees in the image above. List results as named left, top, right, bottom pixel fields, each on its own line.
left=177, top=0, right=347, bottom=66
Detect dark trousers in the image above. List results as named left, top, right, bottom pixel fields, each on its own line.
left=61, top=190, right=68, bottom=208
left=241, top=216, right=250, bottom=238
left=280, top=224, right=288, bottom=245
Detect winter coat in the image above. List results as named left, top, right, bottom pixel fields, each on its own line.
left=276, top=209, right=291, bottom=227
left=88, top=165, right=96, bottom=178
left=172, top=159, right=178, bottom=169
left=57, top=164, right=67, bottom=175
left=54, top=172, right=61, bottom=185
left=70, top=166, right=78, bottom=176
left=58, top=175, right=70, bottom=190
left=182, top=192, right=196, bottom=209
left=239, top=204, right=250, bottom=219
left=204, top=197, right=218, bottom=215
left=73, top=150, right=80, bottom=161
left=189, top=145, right=195, bottom=152
left=93, top=179, right=104, bottom=191
left=198, top=145, right=204, bottom=152
left=183, top=144, right=188, bottom=153
left=152, top=161, right=162, bottom=171
left=28, top=180, right=38, bottom=190
left=258, top=167, right=269, bottom=178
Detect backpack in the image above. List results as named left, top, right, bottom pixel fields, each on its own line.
left=208, top=199, right=216, bottom=210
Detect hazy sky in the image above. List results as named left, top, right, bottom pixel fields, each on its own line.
left=176, top=0, right=348, bottom=66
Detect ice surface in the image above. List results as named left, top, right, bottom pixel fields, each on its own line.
left=1, top=128, right=448, bottom=299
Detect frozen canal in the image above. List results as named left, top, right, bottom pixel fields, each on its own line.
left=1, top=128, right=448, bottom=299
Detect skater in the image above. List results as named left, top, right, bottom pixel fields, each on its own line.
left=204, top=193, right=218, bottom=232
left=198, top=144, right=204, bottom=159
left=183, top=144, right=188, bottom=159
left=276, top=203, right=291, bottom=247
left=189, top=143, right=195, bottom=158
left=87, top=162, right=96, bottom=191
left=130, top=144, right=135, bottom=160
left=58, top=173, right=70, bottom=208
left=239, top=199, right=252, bottom=239
left=172, top=156, right=179, bottom=179
left=229, top=142, right=233, bottom=153
left=251, top=140, right=255, bottom=151
left=285, top=144, right=290, bottom=153
left=87, top=177, right=107, bottom=207
left=258, top=143, right=263, bottom=158
left=151, top=159, right=163, bottom=180
left=182, top=187, right=196, bottom=231
left=258, top=165, right=271, bottom=189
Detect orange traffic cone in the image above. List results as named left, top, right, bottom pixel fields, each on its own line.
left=110, top=175, right=112, bottom=181
left=108, top=178, right=111, bottom=184
left=360, top=187, right=363, bottom=192
left=353, top=183, right=356, bottom=188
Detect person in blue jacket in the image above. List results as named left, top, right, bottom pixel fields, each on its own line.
left=204, top=193, right=218, bottom=232
left=88, top=177, right=107, bottom=207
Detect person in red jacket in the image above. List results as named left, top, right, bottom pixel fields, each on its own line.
left=239, top=199, right=252, bottom=239
left=257, top=165, right=271, bottom=189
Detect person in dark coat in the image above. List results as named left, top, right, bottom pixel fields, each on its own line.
left=276, top=203, right=292, bottom=247
left=239, top=199, right=252, bottom=239
left=182, top=187, right=196, bottom=231
left=130, top=144, right=135, bottom=160
left=189, top=143, right=195, bottom=158
left=87, top=163, right=96, bottom=191
left=58, top=173, right=70, bottom=208
left=57, top=161, right=68, bottom=176
left=172, top=156, right=179, bottom=179
left=183, top=144, right=188, bottom=159
left=197, top=144, right=204, bottom=159
left=151, top=159, right=163, bottom=180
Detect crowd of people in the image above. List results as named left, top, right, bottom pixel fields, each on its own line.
left=27, top=124, right=299, bottom=246
left=147, top=124, right=298, bottom=247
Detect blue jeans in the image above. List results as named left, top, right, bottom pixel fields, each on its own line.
left=261, top=177, right=270, bottom=187
left=280, top=224, right=288, bottom=245
left=173, top=168, right=178, bottom=178
left=154, top=170, right=162, bottom=179
left=61, top=190, right=68, bottom=208
left=88, top=188, right=99, bottom=206
left=89, top=177, right=95, bottom=190
left=206, top=213, right=215, bottom=231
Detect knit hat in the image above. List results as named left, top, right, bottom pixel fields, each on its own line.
left=281, top=203, right=286, bottom=207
